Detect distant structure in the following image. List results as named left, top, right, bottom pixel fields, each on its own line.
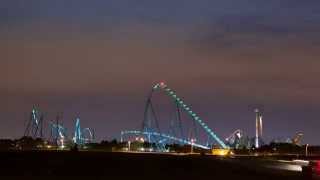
left=121, top=82, right=228, bottom=151
left=292, top=132, right=303, bottom=146
left=73, top=118, right=95, bottom=145
left=74, top=118, right=82, bottom=145
left=225, top=129, right=243, bottom=149
left=50, top=122, right=67, bottom=148
left=24, top=107, right=44, bottom=138
left=254, top=108, right=263, bottom=148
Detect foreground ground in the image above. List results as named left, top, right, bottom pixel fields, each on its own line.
left=0, top=151, right=309, bottom=179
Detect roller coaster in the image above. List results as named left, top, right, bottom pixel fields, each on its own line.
left=73, top=118, right=95, bottom=145
left=49, top=118, right=95, bottom=147
left=24, top=107, right=44, bottom=138
left=24, top=107, right=95, bottom=148
left=50, top=122, right=68, bottom=148
left=121, top=82, right=228, bottom=151
left=121, top=130, right=210, bottom=149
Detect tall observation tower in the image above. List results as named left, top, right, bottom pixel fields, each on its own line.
left=254, top=108, right=263, bottom=148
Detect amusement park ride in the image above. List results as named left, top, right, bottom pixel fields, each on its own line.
left=23, top=82, right=303, bottom=154
left=121, top=82, right=304, bottom=155
left=121, top=82, right=231, bottom=154
left=24, top=107, right=95, bottom=149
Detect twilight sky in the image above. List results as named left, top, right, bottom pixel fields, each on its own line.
left=2, top=0, right=320, bottom=144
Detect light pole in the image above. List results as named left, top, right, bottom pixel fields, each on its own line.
left=120, top=131, right=123, bottom=143
left=191, top=139, right=195, bottom=154
left=128, top=141, right=131, bottom=152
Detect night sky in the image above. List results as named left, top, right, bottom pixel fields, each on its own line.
left=2, top=1, right=320, bottom=144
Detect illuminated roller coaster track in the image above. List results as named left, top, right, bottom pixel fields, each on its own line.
left=24, top=107, right=44, bottom=138
left=50, top=122, right=67, bottom=148
left=124, top=82, right=228, bottom=149
left=74, top=118, right=95, bottom=145
left=121, top=130, right=210, bottom=149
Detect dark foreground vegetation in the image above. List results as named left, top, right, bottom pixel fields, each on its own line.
left=2, top=136, right=320, bottom=156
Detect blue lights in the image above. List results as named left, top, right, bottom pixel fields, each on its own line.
left=122, top=82, right=229, bottom=149
left=121, top=130, right=210, bottom=150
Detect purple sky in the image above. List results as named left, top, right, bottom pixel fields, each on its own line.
left=2, top=0, right=320, bottom=144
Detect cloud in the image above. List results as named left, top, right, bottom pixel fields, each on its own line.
left=2, top=16, right=320, bottom=105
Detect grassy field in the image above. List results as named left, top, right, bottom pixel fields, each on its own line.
left=0, top=151, right=306, bottom=180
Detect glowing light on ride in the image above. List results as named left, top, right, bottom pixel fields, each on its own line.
left=153, top=82, right=228, bottom=149
left=121, top=130, right=210, bottom=149
left=73, top=118, right=95, bottom=145
left=122, top=82, right=228, bottom=150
